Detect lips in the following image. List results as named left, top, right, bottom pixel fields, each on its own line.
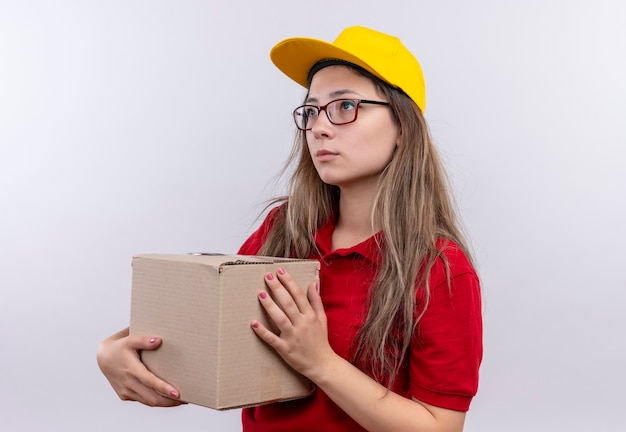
left=316, top=149, right=337, bottom=156
left=315, top=149, right=338, bottom=161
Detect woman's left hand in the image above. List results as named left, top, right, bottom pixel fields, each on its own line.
left=251, top=268, right=334, bottom=381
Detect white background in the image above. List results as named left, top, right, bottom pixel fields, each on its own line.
left=1, top=1, right=625, bottom=431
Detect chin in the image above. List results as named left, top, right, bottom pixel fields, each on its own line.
left=316, top=172, right=343, bottom=187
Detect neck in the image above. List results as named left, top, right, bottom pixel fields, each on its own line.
left=333, top=181, right=379, bottom=249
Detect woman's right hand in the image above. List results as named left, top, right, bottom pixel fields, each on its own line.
left=96, top=327, right=184, bottom=407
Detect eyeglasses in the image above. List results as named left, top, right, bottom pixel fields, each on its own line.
left=292, top=98, right=390, bottom=131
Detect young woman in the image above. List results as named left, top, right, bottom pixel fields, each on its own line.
left=97, top=26, right=483, bottom=432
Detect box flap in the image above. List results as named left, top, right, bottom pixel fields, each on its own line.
left=133, top=253, right=316, bottom=273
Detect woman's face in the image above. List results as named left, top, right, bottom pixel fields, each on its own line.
left=305, top=65, right=399, bottom=190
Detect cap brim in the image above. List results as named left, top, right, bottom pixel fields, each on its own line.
left=270, top=37, right=381, bottom=89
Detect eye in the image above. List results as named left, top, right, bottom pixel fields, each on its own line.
left=339, top=100, right=356, bottom=111
left=304, top=106, right=318, bottom=117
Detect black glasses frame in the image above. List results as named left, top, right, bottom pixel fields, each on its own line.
left=292, top=98, right=390, bottom=131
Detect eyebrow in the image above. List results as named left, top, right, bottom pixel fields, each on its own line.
left=305, top=89, right=362, bottom=104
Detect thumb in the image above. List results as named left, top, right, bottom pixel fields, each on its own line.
left=128, top=335, right=163, bottom=351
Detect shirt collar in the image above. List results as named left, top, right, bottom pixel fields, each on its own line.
left=313, top=215, right=383, bottom=265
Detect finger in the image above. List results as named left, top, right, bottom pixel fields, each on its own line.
left=126, top=335, right=163, bottom=351
left=115, top=357, right=183, bottom=406
left=124, top=336, right=182, bottom=401
left=258, top=289, right=293, bottom=330
left=139, top=387, right=185, bottom=407
left=273, top=268, right=312, bottom=314
left=307, top=282, right=326, bottom=318
left=136, top=369, right=182, bottom=402
left=264, top=272, right=302, bottom=320
left=250, top=319, right=287, bottom=353
left=123, top=381, right=184, bottom=407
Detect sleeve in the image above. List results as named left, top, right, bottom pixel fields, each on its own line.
left=409, top=242, right=483, bottom=412
left=237, top=205, right=282, bottom=255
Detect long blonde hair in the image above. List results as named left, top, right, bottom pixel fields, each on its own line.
left=259, top=65, right=472, bottom=386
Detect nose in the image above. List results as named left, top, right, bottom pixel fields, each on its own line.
left=309, top=108, right=335, bottom=139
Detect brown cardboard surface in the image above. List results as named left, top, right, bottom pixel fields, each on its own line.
left=129, top=254, right=319, bottom=410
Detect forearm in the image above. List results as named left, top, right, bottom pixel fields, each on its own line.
left=311, top=353, right=465, bottom=432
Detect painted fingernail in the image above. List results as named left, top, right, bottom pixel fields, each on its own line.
left=259, top=291, right=268, bottom=299
left=277, top=267, right=286, bottom=275
left=149, top=338, right=158, bottom=344
left=266, top=272, right=274, bottom=280
left=251, top=321, right=260, bottom=329
left=169, top=390, right=179, bottom=398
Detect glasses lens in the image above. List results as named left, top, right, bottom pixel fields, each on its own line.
left=294, top=106, right=318, bottom=130
left=328, top=99, right=357, bottom=125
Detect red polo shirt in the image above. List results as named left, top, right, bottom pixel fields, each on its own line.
left=239, top=207, right=482, bottom=432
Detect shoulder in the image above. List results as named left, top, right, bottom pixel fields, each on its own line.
left=419, top=239, right=481, bottom=309
left=429, top=239, right=478, bottom=288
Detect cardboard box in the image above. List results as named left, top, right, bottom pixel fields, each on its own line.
left=129, top=253, right=319, bottom=410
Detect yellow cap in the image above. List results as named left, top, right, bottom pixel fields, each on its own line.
left=270, top=26, right=426, bottom=112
